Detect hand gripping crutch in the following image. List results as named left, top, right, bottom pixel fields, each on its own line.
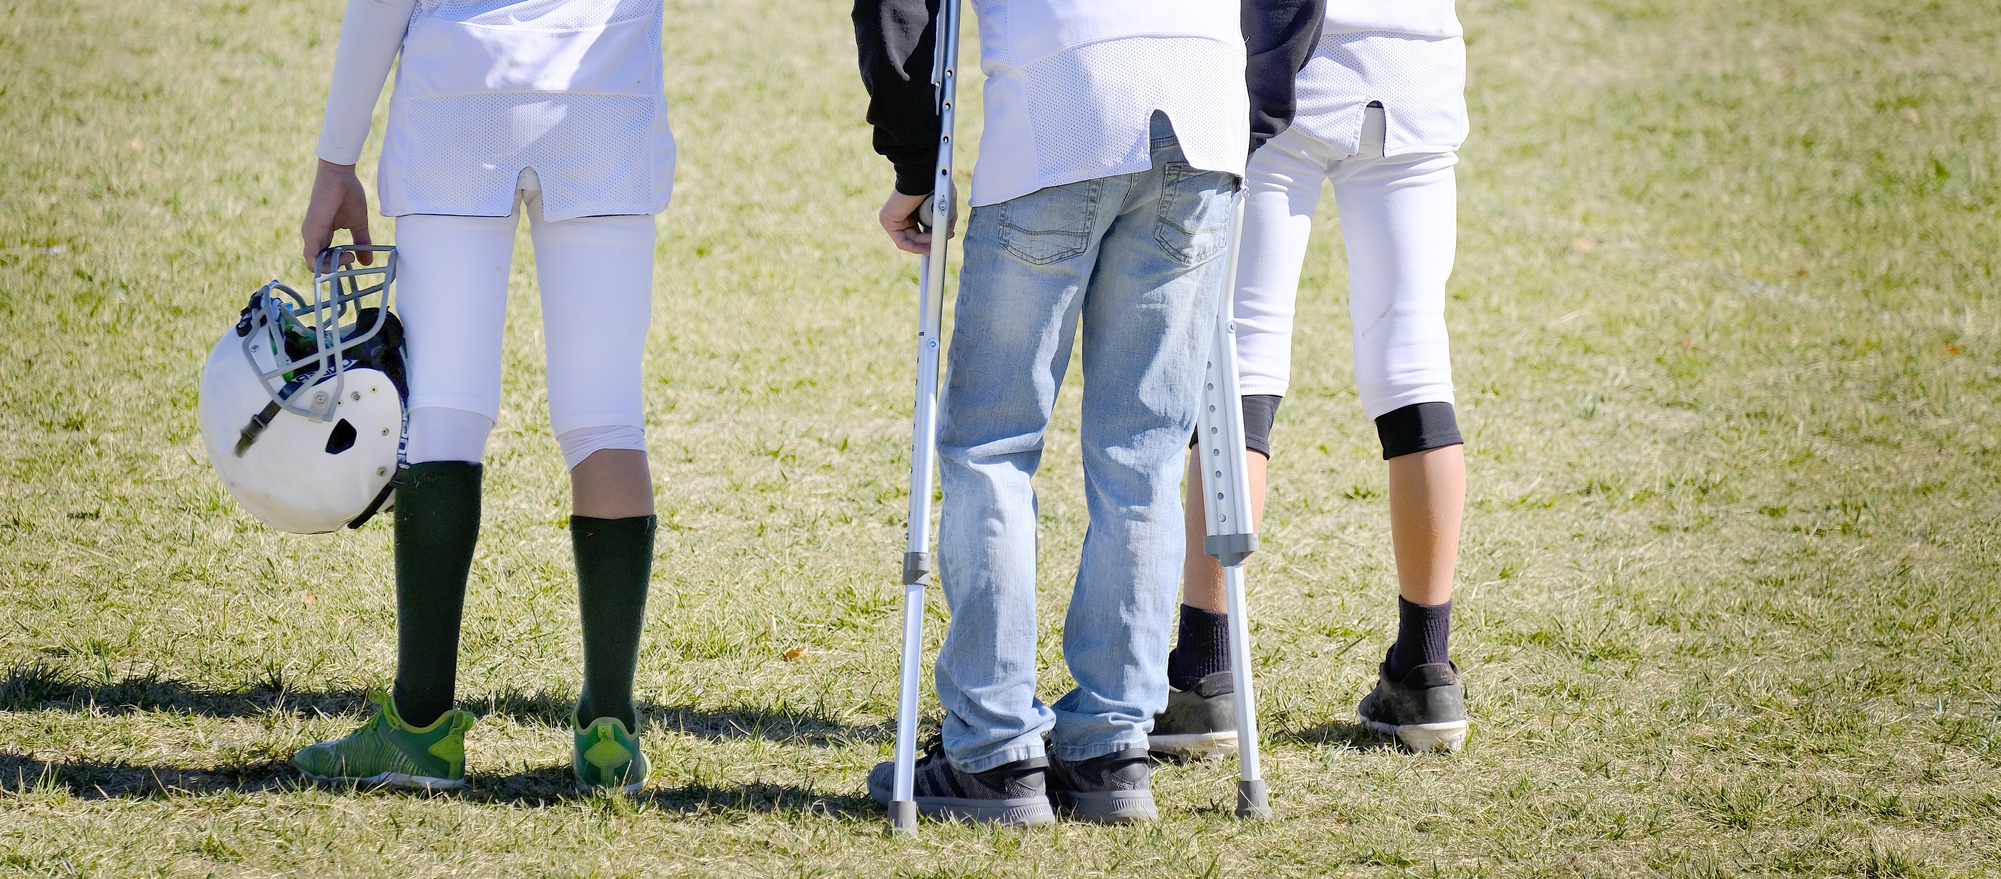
left=890, top=0, right=963, bottom=836
left=1194, top=193, right=1271, bottom=819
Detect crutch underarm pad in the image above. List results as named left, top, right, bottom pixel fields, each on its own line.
left=1376, top=401, right=1463, bottom=460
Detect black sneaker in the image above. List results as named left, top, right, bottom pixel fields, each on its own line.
left=866, top=738, right=1055, bottom=827
left=1045, top=746, right=1157, bottom=823
left=1148, top=671, right=1237, bottom=759
left=1357, top=658, right=1468, bottom=752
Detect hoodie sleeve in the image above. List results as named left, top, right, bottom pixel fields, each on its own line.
left=1243, top=0, right=1326, bottom=155
left=315, top=0, right=417, bottom=166
left=853, top=0, right=944, bottom=195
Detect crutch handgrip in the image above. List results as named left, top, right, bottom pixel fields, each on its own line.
left=912, top=181, right=956, bottom=235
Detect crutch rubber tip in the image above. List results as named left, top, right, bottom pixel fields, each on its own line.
left=890, top=800, right=919, bottom=834
left=1235, top=779, right=1270, bottom=819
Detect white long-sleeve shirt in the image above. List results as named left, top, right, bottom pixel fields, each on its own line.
left=1290, top=0, right=1469, bottom=156
left=316, top=0, right=675, bottom=221
left=966, top=0, right=1249, bottom=207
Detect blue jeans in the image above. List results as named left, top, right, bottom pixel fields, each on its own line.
left=934, top=118, right=1238, bottom=771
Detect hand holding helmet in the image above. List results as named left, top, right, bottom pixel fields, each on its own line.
left=197, top=245, right=407, bottom=533
left=300, top=160, right=374, bottom=268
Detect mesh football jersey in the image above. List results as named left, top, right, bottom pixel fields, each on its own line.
left=968, top=0, right=1248, bottom=207
left=1281, top=2, right=1468, bottom=158
left=1288, top=30, right=1468, bottom=158
left=319, top=0, right=675, bottom=220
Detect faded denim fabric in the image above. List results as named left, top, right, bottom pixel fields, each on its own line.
left=934, top=115, right=1238, bottom=771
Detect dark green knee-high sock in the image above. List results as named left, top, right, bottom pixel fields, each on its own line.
left=390, top=462, right=482, bottom=729
left=572, top=515, right=655, bottom=730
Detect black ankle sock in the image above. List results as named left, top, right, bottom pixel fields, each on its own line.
left=1388, top=596, right=1452, bottom=677
left=1166, top=604, right=1230, bottom=691
left=391, top=462, right=482, bottom=729
left=572, top=515, right=654, bottom=731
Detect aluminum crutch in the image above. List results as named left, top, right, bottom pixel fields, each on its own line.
left=890, top=0, right=963, bottom=836
left=1193, top=193, right=1271, bottom=819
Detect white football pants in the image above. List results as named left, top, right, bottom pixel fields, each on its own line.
left=1235, top=107, right=1459, bottom=420
left=396, top=171, right=653, bottom=468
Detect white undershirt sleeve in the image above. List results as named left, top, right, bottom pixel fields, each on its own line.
left=314, top=0, right=417, bottom=166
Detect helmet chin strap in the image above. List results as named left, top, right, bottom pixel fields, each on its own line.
left=346, top=466, right=401, bottom=530
left=234, top=401, right=284, bottom=457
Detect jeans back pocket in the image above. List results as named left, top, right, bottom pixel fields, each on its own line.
left=997, top=178, right=1102, bottom=266
left=1154, top=162, right=1235, bottom=267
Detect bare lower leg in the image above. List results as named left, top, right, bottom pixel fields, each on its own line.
left=571, top=449, right=655, bottom=519
left=1181, top=449, right=1269, bottom=613
left=1387, top=444, right=1464, bottom=606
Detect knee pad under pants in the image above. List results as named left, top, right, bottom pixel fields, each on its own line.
left=394, top=185, right=655, bottom=465
left=1188, top=394, right=1281, bottom=457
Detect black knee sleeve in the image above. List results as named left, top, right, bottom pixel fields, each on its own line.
left=1190, top=395, right=1282, bottom=457
left=1375, top=401, right=1463, bottom=460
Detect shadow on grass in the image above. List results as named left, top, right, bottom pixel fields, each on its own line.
left=484, top=688, right=887, bottom=748
left=0, top=663, right=374, bottom=720
left=1277, top=720, right=1405, bottom=752
left=0, top=752, right=877, bottom=819
left=472, top=765, right=878, bottom=818
left=636, top=779, right=877, bottom=820
left=0, top=663, right=875, bottom=746
left=0, top=752, right=296, bottom=798
left=4, top=664, right=882, bottom=813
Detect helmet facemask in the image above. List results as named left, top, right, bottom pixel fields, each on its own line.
left=232, top=246, right=405, bottom=457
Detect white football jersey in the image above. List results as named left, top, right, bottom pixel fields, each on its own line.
left=967, top=0, right=1249, bottom=207
left=317, top=0, right=675, bottom=220
left=1289, top=0, right=1469, bottom=157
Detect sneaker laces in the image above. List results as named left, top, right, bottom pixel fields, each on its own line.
left=351, top=690, right=395, bottom=734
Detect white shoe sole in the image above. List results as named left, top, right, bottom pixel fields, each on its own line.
left=577, top=778, right=647, bottom=795
left=1147, top=731, right=1238, bottom=760
left=1362, top=718, right=1468, bottom=752
left=1052, top=788, right=1158, bottom=824
left=301, top=770, right=466, bottom=791
left=918, top=795, right=1056, bottom=827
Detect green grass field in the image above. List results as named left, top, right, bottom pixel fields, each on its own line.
left=2, top=0, right=1998, bottom=875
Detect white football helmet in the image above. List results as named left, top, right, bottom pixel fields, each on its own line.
left=198, top=246, right=407, bottom=533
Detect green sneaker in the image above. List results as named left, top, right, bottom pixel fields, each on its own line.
left=572, top=713, right=649, bottom=793
left=294, top=691, right=474, bottom=790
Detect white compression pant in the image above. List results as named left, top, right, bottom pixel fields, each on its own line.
left=397, top=171, right=654, bottom=469
left=1235, top=106, right=1459, bottom=421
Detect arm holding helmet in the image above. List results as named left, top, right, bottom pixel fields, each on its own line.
left=301, top=0, right=417, bottom=267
